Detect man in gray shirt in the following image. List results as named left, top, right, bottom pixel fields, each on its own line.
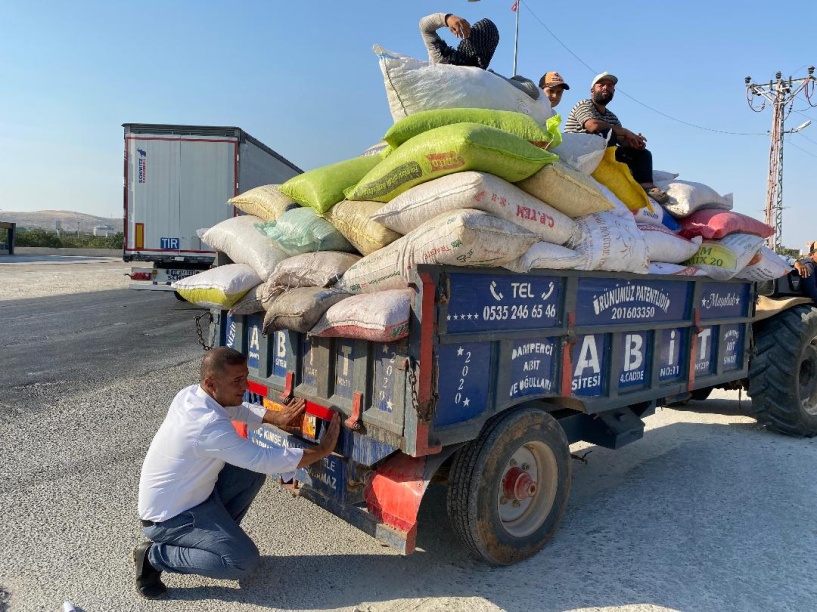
left=564, top=72, right=669, bottom=204
left=419, top=12, right=540, bottom=101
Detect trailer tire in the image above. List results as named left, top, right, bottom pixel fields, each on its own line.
left=690, top=387, right=713, bottom=401
left=748, top=305, right=817, bottom=436
left=446, top=406, right=571, bottom=565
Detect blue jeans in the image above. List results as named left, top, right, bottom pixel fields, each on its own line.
left=143, top=464, right=266, bottom=580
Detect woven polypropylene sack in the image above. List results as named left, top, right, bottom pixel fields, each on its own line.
left=503, top=242, right=588, bottom=273
left=346, top=123, right=557, bottom=203
left=649, top=262, right=707, bottom=277
left=201, top=215, right=288, bottom=280
left=734, top=246, right=792, bottom=281
left=372, top=171, right=578, bottom=245
left=262, top=287, right=350, bottom=334
left=633, top=201, right=681, bottom=231
left=685, top=233, right=765, bottom=280
left=279, top=155, right=381, bottom=214
left=228, top=283, right=266, bottom=316
left=336, top=209, right=537, bottom=294
left=255, top=207, right=355, bottom=256
left=638, top=223, right=702, bottom=264
left=309, top=289, right=414, bottom=342
left=571, top=212, right=649, bottom=274
left=656, top=179, right=734, bottom=218
left=374, top=45, right=553, bottom=124
left=325, top=199, right=402, bottom=255
left=228, top=185, right=297, bottom=222
left=172, top=264, right=261, bottom=309
left=591, top=147, right=651, bottom=212
left=551, top=132, right=607, bottom=174
left=384, top=108, right=561, bottom=149
left=268, top=251, right=360, bottom=288
left=515, top=162, right=614, bottom=218
left=678, top=209, right=773, bottom=240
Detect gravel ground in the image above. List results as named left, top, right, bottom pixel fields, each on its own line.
left=0, top=255, right=131, bottom=300
left=1, top=257, right=816, bottom=612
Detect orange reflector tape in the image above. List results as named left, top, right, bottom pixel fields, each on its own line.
left=135, top=223, right=144, bottom=250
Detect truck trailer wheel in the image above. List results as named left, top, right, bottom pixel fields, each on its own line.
left=748, top=305, right=817, bottom=436
left=446, top=407, right=571, bottom=565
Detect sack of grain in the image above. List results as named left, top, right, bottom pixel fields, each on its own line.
left=228, top=185, right=297, bottom=222
left=336, top=209, right=537, bottom=293
left=262, top=287, right=350, bottom=334
left=571, top=212, right=649, bottom=274
left=173, top=264, right=261, bottom=309
left=551, top=132, right=607, bottom=174
left=201, top=215, right=288, bottom=280
left=324, top=199, right=402, bottom=255
left=678, top=209, right=774, bottom=241
left=638, top=223, right=702, bottom=264
left=633, top=201, right=681, bottom=231
left=503, top=242, right=588, bottom=273
left=656, top=179, right=734, bottom=218
left=309, top=289, right=414, bottom=342
left=372, top=171, right=578, bottom=245
left=685, top=233, right=765, bottom=280
left=228, top=283, right=266, bottom=316
left=346, top=122, right=557, bottom=203
left=268, top=251, right=360, bottom=288
left=255, top=207, right=354, bottom=256
left=649, top=262, right=707, bottom=276
left=516, top=162, right=614, bottom=218
left=279, top=155, right=381, bottom=214
left=384, top=108, right=561, bottom=149
left=374, top=45, right=553, bottom=124
left=734, top=246, right=792, bottom=281
left=591, top=147, right=651, bottom=212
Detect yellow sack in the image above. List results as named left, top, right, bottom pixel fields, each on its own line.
left=324, top=199, right=401, bottom=255
left=228, top=185, right=297, bottom=222
left=591, top=147, right=651, bottom=212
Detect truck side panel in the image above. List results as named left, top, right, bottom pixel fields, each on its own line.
left=238, top=139, right=301, bottom=192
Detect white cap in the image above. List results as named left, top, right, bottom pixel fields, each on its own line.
left=591, top=72, right=618, bottom=87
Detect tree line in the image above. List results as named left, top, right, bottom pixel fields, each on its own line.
left=13, top=227, right=124, bottom=249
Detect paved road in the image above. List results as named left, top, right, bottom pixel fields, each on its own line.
left=1, top=288, right=816, bottom=611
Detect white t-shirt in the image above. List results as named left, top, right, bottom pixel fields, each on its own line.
left=138, top=384, right=303, bottom=522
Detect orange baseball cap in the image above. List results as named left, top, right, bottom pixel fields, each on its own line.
left=539, top=71, right=570, bottom=90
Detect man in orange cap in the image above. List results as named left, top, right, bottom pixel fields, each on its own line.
left=538, top=71, right=570, bottom=109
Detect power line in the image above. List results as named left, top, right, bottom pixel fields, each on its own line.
left=787, top=139, right=817, bottom=159
left=520, top=3, right=767, bottom=136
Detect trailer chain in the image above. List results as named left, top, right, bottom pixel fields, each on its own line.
left=194, top=311, right=213, bottom=351
left=407, top=357, right=438, bottom=422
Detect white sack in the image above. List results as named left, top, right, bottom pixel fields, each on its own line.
left=652, top=170, right=680, bottom=183
left=201, top=215, right=288, bottom=280
left=551, top=132, right=608, bottom=174
left=571, top=212, right=649, bottom=274
left=638, top=223, right=703, bottom=264
left=268, top=251, right=361, bottom=288
left=372, top=171, right=578, bottom=245
left=503, top=242, right=588, bottom=273
left=337, top=209, right=537, bottom=293
left=734, top=246, right=792, bottom=281
left=374, top=45, right=553, bottom=124
left=656, top=179, right=734, bottom=218
left=649, top=262, right=708, bottom=276
left=172, top=264, right=261, bottom=309
left=685, top=233, right=765, bottom=280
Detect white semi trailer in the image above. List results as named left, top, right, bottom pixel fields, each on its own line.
left=123, top=123, right=301, bottom=291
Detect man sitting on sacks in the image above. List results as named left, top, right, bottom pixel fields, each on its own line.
left=419, top=12, right=541, bottom=101
left=564, top=72, right=670, bottom=204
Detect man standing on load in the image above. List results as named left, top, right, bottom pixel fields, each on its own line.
left=134, top=346, right=340, bottom=599
left=564, top=72, right=670, bottom=204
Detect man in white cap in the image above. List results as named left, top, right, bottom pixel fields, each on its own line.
left=564, top=72, right=669, bottom=204
left=538, top=71, right=570, bottom=109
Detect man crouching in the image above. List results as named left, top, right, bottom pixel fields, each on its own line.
left=134, top=347, right=340, bottom=599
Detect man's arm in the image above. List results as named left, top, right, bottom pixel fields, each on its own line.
left=583, top=118, right=646, bottom=149
left=297, top=413, right=341, bottom=468
left=420, top=13, right=459, bottom=64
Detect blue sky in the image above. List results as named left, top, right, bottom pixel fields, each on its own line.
left=1, top=1, right=815, bottom=251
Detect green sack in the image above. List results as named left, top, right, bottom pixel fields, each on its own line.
left=255, top=207, right=356, bottom=256
left=346, top=122, right=559, bottom=203
left=280, top=155, right=381, bottom=214
left=383, top=108, right=562, bottom=149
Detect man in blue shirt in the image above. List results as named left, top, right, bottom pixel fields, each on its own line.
left=794, top=242, right=817, bottom=302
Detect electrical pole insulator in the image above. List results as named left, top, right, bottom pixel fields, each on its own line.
left=746, top=70, right=817, bottom=252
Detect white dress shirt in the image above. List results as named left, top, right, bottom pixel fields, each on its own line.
left=138, top=384, right=303, bottom=522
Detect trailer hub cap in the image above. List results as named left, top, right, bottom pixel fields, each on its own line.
left=497, top=442, right=559, bottom=537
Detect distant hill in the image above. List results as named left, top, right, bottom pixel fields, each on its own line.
left=0, top=210, right=123, bottom=234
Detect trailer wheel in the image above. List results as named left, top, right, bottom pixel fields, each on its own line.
left=446, top=407, right=571, bottom=565
left=690, top=387, right=713, bottom=401
left=748, top=305, right=817, bottom=436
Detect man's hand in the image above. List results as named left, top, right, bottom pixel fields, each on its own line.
left=618, top=127, right=647, bottom=150
left=297, top=413, right=341, bottom=468
left=795, top=261, right=811, bottom=277
left=446, top=14, right=471, bottom=38
left=263, top=397, right=305, bottom=429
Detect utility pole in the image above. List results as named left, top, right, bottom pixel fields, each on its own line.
left=746, top=68, right=816, bottom=251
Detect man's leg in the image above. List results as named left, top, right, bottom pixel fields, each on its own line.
left=215, top=463, right=266, bottom=525
left=143, top=491, right=261, bottom=581
left=615, top=146, right=654, bottom=186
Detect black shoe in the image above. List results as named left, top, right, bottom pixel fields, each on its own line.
left=133, top=541, right=167, bottom=600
